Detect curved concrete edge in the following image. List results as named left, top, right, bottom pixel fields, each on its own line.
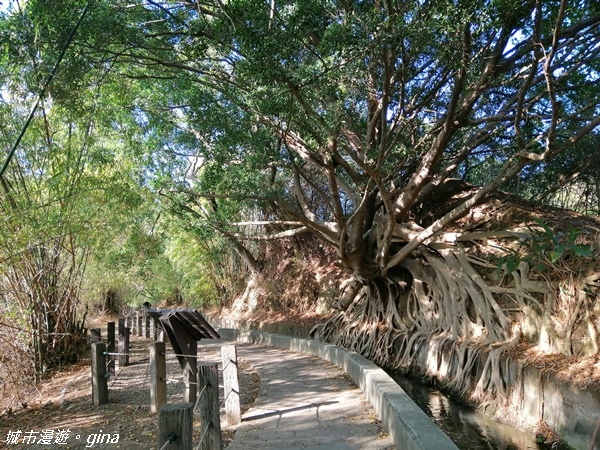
left=214, top=326, right=459, bottom=450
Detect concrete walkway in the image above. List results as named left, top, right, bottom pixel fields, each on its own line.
left=210, top=324, right=459, bottom=450
left=208, top=341, right=395, bottom=450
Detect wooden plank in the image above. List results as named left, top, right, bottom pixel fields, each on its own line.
left=160, top=313, right=197, bottom=370
left=159, top=312, right=178, bottom=347
left=178, top=310, right=220, bottom=340
left=148, top=309, right=219, bottom=341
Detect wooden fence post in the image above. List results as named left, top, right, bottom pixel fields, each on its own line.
left=158, top=403, right=193, bottom=450
left=90, top=328, right=101, bottom=344
left=126, top=326, right=131, bottom=364
left=221, top=345, right=241, bottom=426
left=118, top=326, right=130, bottom=366
left=137, top=311, right=143, bottom=337
left=145, top=314, right=151, bottom=339
left=149, top=342, right=167, bottom=414
left=183, top=340, right=198, bottom=405
left=197, top=363, right=222, bottom=450
left=91, top=342, right=108, bottom=405
left=152, top=317, right=158, bottom=341
left=107, top=322, right=116, bottom=379
left=118, top=317, right=125, bottom=336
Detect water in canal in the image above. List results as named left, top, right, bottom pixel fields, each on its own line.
left=389, top=373, right=540, bottom=449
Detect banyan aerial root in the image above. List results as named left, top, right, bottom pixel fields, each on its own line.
left=313, top=231, right=600, bottom=405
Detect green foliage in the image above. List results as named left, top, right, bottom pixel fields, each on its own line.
left=83, top=214, right=225, bottom=310
left=496, top=250, right=522, bottom=276
left=530, top=220, right=593, bottom=264
left=163, top=231, right=222, bottom=306
left=497, top=220, right=593, bottom=274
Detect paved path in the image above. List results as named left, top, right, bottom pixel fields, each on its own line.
left=205, top=340, right=395, bottom=450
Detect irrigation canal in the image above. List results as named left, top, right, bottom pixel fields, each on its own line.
left=389, top=373, right=540, bottom=449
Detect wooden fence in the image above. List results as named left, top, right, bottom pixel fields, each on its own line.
left=90, top=308, right=241, bottom=450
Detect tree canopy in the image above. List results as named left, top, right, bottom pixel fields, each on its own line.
left=18, top=0, right=596, bottom=279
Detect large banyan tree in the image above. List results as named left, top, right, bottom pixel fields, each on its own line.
left=9, top=0, right=600, bottom=400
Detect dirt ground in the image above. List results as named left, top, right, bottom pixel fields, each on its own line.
left=0, top=330, right=260, bottom=450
